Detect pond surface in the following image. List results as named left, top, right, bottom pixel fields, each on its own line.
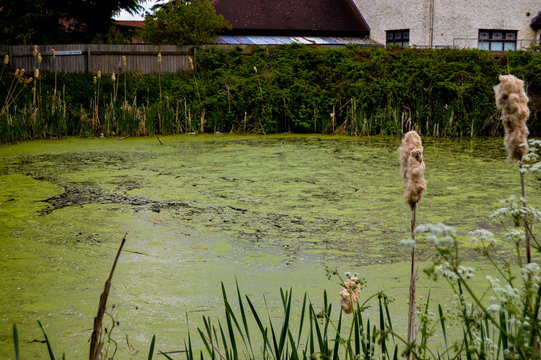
left=0, top=135, right=538, bottom=358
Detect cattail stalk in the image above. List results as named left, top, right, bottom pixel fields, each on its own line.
left=493, top=75, right=532, bottom=264
left=157, top=53, right=162, bottom=134
left=494, top=74, right=538, bottom=352
left=399, top=130, right=426, bottom=359
left=189, top=56, right=203, bottom=133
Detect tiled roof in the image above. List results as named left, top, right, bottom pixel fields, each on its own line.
left=115, top=20, right=145, bottom=28
left=213, top=0, right=370, bottom=36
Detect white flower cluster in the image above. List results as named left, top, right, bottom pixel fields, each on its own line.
left=467, top=229, right=497, bottom=246
left=399, top=238, right=415, bottom=250
left=486, top=275, right=520, bottom=304
left=520, top=262, right=541, bottom=286
left=522, top=139, right=541, bottom=175
left=503, top=229, right=525, bottom=244
left=415, top=223, right=456, bottom=248
left=490, top=195, right=524, bottom=222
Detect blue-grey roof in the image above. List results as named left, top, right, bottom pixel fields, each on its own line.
left=215, top=35, right=381, bottom=46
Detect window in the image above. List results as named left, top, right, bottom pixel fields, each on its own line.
left=386, top=29, right=409, bottom=47
left=478, top=30, right=517, bottom=51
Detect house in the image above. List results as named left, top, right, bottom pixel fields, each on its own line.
left=354, top=0, right=541, bottom=50
left=212, top=0, right=378, bottom=46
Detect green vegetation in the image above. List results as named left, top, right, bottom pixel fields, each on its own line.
left=1, top=45, right=541, bottom=143
left=0, top=0, right=143, bottom=44
left=140, top=0, right=231, bottom=46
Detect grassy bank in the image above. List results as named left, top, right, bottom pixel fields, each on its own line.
left=1, top=45, right=541, bottom=143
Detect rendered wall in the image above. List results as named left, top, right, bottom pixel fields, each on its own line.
left=355, top=0, right=540, bottom=48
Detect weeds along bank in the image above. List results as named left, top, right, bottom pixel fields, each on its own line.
left=1, top=45, right=541, bottom=143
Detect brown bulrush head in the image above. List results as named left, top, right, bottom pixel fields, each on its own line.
left=399, top=131, right=426, bottom=210
left=493, top=75, right=530, bottom=161
left=3, top=54, right=8, bottom=65
left=340, top=276, right=360, bottom=314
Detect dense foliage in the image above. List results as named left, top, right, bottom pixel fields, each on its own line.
left=0, top=0, right=143, bottom=44
left=1, top=45, right=541, bottom=142
left=140, top=0, right=231, bottom=46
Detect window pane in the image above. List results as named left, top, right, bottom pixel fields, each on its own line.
left=479, top=32, right=489, bottom=39
left=395, top=32, right=402, bottom=40
left=387, top=32, right=393, bottom=40
left=491, top=41, right=503, bottom=51
left=492, top=32, right=503, bottom=40
left=403, top=31, right=410, bottom=40
left=505, top=32, right=516, bottom=40
left=478, top=41, right=489, bottom=50
left=504, top=42, right=516, bottom=51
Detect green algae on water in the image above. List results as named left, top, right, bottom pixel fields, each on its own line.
left=0, top=135, right=539, bottom=357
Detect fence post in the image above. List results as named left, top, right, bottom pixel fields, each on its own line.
left=86, top=45, right=92, bottom=73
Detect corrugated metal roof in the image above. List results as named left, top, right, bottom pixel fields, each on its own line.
left=215, top=35, right=380, bottom=46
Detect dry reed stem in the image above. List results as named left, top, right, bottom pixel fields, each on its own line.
left=493, top=74, right=530, bottom=161
left=89, top=234, right=127, bottom=360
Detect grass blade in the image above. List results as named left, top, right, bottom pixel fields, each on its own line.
left=13, top=322, right=19, bottom=360
left=159, top=350, right=175, bottom=360
left=37, top=320, right=56, bottom=360
left=235, top=279, right=253, bottom=357
left=332, top=308, right=343, bottom=359
left=297, top=292, right=308, bottom=345
left=148, top=334, right=156, bottom=360
left=245, top=296, right=273, bottom=356
left=438, top=304, right=448, bottom=348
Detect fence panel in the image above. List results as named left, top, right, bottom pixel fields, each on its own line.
left=0, top=44, right=205, bottom=74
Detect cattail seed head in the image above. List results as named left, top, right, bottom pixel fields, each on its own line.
left=3, top=54, right=8, bottom=65
left=38, top=53, right=42, bottom=64
left=34, top=68, right=39, bottom=79
left=20, top=68, right=25, bottom=76
left=111, top=72, right=116, bottom=82
left=493, top=74, right=530, bottom=161
left=398, top=131, right=426, bottom=210
left=33, top=45, right=38, bottom=57
left=25, top=77, right=32, bottom=84
left=253, top=66, right=257, bottom=73
left=52, top=49, right=55, bottom=59
left=15, top=68, right=19, bottom=76
left=157, top=52, right=162, bottom=63
left=97, top=70, right=101, bottom=79
left=122, top=55, right=126, bottom=66
left=188, top=56, right=194, bottom=71
left=93, top=76, right=97, bottom=84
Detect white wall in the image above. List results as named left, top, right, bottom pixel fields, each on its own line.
left=355, top=0, right=540, bottom=48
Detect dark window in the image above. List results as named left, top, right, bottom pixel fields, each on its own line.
left=386, top=29, right=409, bottom=47
left=478, top=30, right=517, bottom=50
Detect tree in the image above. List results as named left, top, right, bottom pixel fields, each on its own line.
left=0, top=0, right=143, bottom=44
left=140, top=0, right=231, bottom=45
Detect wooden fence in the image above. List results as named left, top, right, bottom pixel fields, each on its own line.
left=0, top=44, right=251, bottom=74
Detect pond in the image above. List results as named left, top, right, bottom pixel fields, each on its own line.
left=0, top=135, right=538, bottom=358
